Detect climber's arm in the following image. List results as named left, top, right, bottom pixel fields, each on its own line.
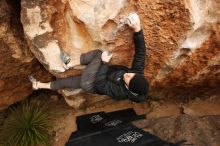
left=126, top=13, right=146, bottom=74
left=131, top=30, right=146, bottom=74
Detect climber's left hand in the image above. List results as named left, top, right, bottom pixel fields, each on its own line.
left=101, top=51, right=113, bottom=63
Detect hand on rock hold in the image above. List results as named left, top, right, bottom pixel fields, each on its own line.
left=101, top=51, right=113, bottom=63
left=126, top=12, right=141, bottom=32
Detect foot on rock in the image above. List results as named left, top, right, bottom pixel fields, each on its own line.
left=61, top=52, right=80, bottom=70
left=28, top=75, right=40, bottom=90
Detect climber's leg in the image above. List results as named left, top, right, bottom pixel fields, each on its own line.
left=63, top=49, right=102, bottom=69
left=80, top=49, right=102, bottom=65
left=32, top=49, right=102, bottom=92
left=32, top=76, right=81, bottom=90
left=32, top=82, right=51, bottom=90
left=80, top=50, right=102, bottom=92
left=50, top=76, right=81, bottom=90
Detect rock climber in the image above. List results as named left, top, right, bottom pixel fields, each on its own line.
left=30, top=13, right=149, bottom=102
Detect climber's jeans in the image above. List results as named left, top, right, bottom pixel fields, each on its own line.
left=50, top=50, right=102, bottom=93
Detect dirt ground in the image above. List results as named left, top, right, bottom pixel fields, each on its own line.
left=30, top=90, right=220, bottom=146
left=1, top=90, right=218, bottom=146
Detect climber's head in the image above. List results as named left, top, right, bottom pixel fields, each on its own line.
left=123, top=73, right=149, bottom=96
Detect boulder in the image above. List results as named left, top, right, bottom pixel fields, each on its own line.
left=0, top=0, right=52, bottom=110
left=0, top=0, right=220, bottom=109
left=20, top=0, right=220, bottom=100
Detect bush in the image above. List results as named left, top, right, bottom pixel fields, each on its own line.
left=0, top=101, right=52, bottom=146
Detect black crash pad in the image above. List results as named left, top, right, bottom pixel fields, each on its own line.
left=68, top=108, right=145, bottom=142
left=76, top=108, right=145, bottom=132
left=66, top=123, right=177, bottom=146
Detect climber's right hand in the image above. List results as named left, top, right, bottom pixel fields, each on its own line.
left=126, top=12, right=141, bottom=32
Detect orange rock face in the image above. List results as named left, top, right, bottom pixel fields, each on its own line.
left=20, top=0, right=219, bottom=98
left=0, top=0, right=52, bottom=110
left=0, top=0, right=219, bottom=109
left=145, top=0, right=220, bottom=98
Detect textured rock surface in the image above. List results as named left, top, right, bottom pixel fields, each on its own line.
left=0, top=0, right=52, bottom=110
left=0, top=0, right=220, bottom=109
left=20, top=0, right=220, bottom=101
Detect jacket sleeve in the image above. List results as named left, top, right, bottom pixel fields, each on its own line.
left=131, top=29, right=147, bottom=74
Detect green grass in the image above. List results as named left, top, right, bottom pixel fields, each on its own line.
left=0, top=101, right=52, bottom=146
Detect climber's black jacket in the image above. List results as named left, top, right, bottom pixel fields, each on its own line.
left=94, top=30, right=148, bottom=102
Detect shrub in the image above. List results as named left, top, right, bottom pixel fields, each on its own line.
left=0, top=101, right=52, bottom=146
